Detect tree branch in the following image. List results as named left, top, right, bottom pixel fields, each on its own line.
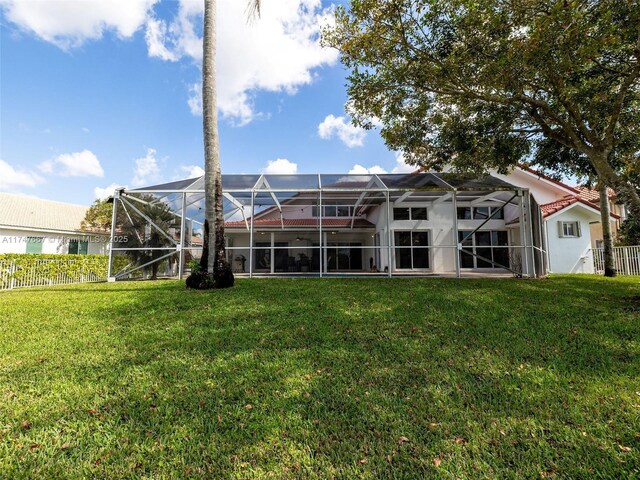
left=603, top=34, right=640, bottom=148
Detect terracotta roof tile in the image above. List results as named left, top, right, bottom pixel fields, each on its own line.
left=539, top=196, right=620, bottom=219
left=576, top=186, right=616, bottom=203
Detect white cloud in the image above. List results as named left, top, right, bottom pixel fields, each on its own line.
left=262, top=158, right=298, bottom=175
left=147, top=0, right=338, bottom=125
left=346, top=153, right=416, bottom=176
left=0, top=159, right=45, bottom=190
left=94, top=182, right=125, bottom=200
left=0, top=0, right=158, bottom=49
left=1, top=0, right=338, bottom=125
left=82, top=127, right=90, bottom=133
left=132, top=148, right=161, bottom=186
left=180, top=165, right=204, bottom=178
left=187, top=83, right=202, bottom=116
left=145, top=15, right=179, bottom=62
left=38, top=149, right=104, bottom=177
left=348, top=164, right=387, bottom=175
left=391, top=152, right=416, bottom=173
left=318, top=114, right=367, bottom=148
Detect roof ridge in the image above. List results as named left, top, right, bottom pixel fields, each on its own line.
left=517, top=164, right=581, bottom=194
left=0, top=192, right=89, bottom=209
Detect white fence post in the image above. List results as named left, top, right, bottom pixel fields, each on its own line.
left=623, top=248, right=630, bottom=276
left=591, top=246, right=640, bottom=276
left=10, top=262, right=16, bottom=290
left=0, top=257, right=108, bottom=291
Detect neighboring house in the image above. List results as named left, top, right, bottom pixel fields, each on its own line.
left=0, top=192, right=107, bottom=255
left=492, top=167, right=621, bottom=274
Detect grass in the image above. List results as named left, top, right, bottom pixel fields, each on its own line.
left=0, top=276, right=638, bottom=479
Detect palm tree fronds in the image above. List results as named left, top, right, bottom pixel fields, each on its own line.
left=245, top=0, right=261, bottom=23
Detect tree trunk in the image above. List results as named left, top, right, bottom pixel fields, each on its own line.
left=588, top=151, right=640, bottom=223
left=202, top=0, right=233, bottom=288
left=598, top=183, right=616, bottom=277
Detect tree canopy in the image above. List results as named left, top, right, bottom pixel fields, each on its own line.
left=323, top=0, right=640, bottom=215
left=81, top=198, right=113, bottom=232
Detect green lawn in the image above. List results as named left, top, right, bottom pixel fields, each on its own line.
left=0, top=276, right=638, bottom=479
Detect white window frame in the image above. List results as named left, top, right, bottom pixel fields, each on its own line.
left=312, top=205, right=352, bottom=218
left=558, top=221, right=581, bottom=238
left=458, top=230, right=510, bottom=269
left=457, top=206, right=504, bottom=220
left=393, top=206, right=429, bottom=221
left=393, top=230, right=431, bottom=271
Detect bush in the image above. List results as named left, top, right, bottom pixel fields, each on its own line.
left=0, top=254, right=110, bottom=287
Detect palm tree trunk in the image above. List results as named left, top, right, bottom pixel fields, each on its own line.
left=599, top=183, right=616, bottom=277
left=202, top=0, right=233, bottom=288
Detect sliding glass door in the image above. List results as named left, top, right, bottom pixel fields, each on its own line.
left=394, top=231, right=430, bottom=270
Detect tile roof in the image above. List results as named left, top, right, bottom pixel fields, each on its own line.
left=576, top=186, right=616, bottom=203
left=519, top=165, right=617, bottom=201
left=539, top=196, right=620, bottom=219
left=0, top=192, right=89, bottom=232
left=225, top=218, right=375, bottom=228
left=518, top=165, right=581, bottom=193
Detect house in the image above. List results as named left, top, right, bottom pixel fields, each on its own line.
left=491, top=167, right=621, bottom=274
left=0, top=193, right=107, bottom=255
left=109, top=173, right=545, bottom=280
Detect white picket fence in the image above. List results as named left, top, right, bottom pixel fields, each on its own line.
left=0, top=258, right=106, bottom=291
left=592, top=246, right=640, bottom=276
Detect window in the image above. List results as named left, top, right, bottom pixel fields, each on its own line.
left=559, top=221, right=581, bottom=238
left=68, top=239, right=89, bottom=255
left=394, top=231, right=430, bottom=269
left=490, top=207, right=504, bottom=220
left=26, top=237, right=43, bottom=254
left=254, top=242, right=270, bottom=271
left=457, top=207, right=472, bottom=219
left=458, top=230, right=509, bottom=269
left=324, top=206, right=337, bottom=217
left=473, top=207, right=490, bottom=219
left=312, top=205, right=352, bottom=217
left=412, top=207, right=428, bottom=220
left=326, top=243, right=363, bottom=271
left=458, top=206, right=504, bottom=220
left=393, top=207, right=428, bottom=220
left=337, top=206, right=350, bottom=217
left=393, top=207, right=410, bottom=220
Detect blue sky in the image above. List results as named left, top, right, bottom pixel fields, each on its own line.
left=0, top=0, right=411, bottom=205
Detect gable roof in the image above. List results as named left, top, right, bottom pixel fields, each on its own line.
left=540, top=196, right=620, bottom=219
left=0, top=192, right=89, bottom=232
left=518, top=165, right=582, bottom=195
left=518, top=165, right=617, bottom=202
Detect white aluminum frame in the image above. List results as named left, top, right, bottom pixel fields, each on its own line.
left=108, top=174, right=545, bottom=280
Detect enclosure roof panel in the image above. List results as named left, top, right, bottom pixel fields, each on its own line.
left=434, top=173, right=516, bottom=190
left=130, top=176, right=202, bottom=192
left=127, top=172, right=520, bottom=193
left=377, top=173, right=448, bottom=190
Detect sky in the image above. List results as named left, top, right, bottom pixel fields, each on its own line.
left=0, top=0, right=413, bottom=206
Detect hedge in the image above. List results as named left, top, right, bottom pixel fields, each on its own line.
left=0, top=254, right=128, bottom=287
